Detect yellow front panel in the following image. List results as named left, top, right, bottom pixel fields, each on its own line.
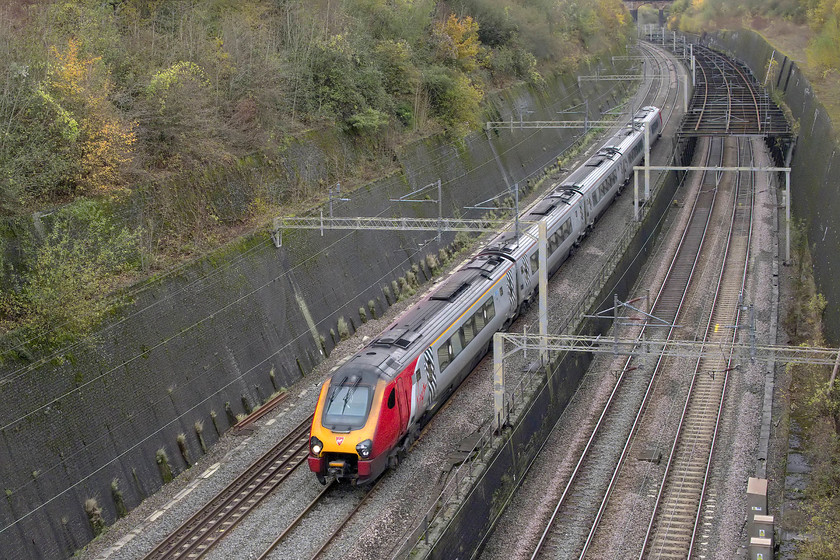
left=310, top=379, right=385, bottom=456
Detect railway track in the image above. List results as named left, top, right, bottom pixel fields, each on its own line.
left=530, top=135, right=726, bottom=559
left=258, top=478, right=381, bottom=560
left=639, top=138, right=754, bottom=559
left=143, top=415, right=312, bottom=560
left=145, top=38, right=683, bottom=560
left=680, top=41, right=788, bottom=136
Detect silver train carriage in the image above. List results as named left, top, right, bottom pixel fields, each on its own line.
left=307, top=106, right=662, bottom=484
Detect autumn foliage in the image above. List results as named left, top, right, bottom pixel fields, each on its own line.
left=435, top=14, right=482, bottom=72
left=0, top=0, right=635, bottom=343
left=41, top=38, right=135, bottom=198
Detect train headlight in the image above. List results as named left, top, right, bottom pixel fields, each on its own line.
left=310, top=436, right=323, bottom=456
left=356, top=439, right=373, bottom=459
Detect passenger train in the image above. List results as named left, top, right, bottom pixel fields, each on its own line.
left=308, top=106, right=663, bottom=484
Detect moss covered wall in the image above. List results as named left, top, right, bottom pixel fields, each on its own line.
left=0, top=57, right=633, bottom=559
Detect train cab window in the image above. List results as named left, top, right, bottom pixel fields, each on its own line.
left=530, top=253, right=538, bottom=273
left=387, top=388, right=396, bottom=409
left=323, top=383, right=373, bottom=429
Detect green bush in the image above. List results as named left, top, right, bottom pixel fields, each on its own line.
left=347, top=108, right=389, bottom=135
left=423, top=66, right=484, bottom=135
left=0, top=200, right=141, bottom=349
left=0, top=0, right=640, bottom=340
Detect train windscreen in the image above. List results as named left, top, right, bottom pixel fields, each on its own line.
left=322, top=384, right=373, bottom=429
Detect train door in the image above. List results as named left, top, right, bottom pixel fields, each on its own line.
left=517, top=257, right=531, bottom=301
left=583, top=196, right=592, bottom=227
left=574, top=207, right=585, bottom=241
left=412, top=350, right=435, bottom=421
left=395, top=376, right=410, bottom=433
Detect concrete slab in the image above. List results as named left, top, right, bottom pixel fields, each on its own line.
left=786, top=452, right=810, bottom=474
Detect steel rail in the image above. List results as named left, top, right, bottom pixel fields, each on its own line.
left=640, top=138, right=754, bottom=559
left=711, top=53, right=733, bottom=133
left=695, top=43, right=762, bottom=134
left=723, top=56, right=762, bottom=134
left=688, top=139, right=754, bottom=556
left=692, top=48, right=732, bottom=133
left=643, top=139, right=743, bottom=558
left=576, top=43, right=688, bottom=557
left=308, top=478, right=383, bottom=559
left=638, top=42, right=678, bottom=129
left=530, top=134, right=721, bottom=559
left=576, top=138, right=725, bottom=559
left=257, top=482, right=336, bottom=560
left=233, top=391, right=289, bottom=431
left=681, top=42, right=780, bottom=136
left=687, top=141, right=754, bottom=554
left=144, top=415, right=313, bottom=560
left=693, top=60, right=709, bottom=132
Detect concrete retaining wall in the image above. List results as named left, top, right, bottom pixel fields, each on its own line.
left=705, top=29, right=840, bottom=343
left=0, top=58, right=633, bottom=559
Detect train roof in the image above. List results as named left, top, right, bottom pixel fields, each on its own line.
left=329, top=106, right=662, bottom=385
left=337, top=252, right=508, bottom=382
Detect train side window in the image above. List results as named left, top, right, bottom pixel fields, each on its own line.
left=485, top=300, right=496, bottom=321
left=387, top=388, right=396, bottom=409
left=474, top=306, right=487, bottom=331
left=450, top=333, right=464, bottom=360
left=530, top=253, right=538, bottom=273
left=438, top=345, right=451, bottom=371
left=462, top=318, right=476, bottom=345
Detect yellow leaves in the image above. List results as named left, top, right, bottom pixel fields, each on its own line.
left=35, top=86, right=80, bottom=141
left=323, top=34, right=353, bottom=55
left=43, top=38, right=136, bottom=197
left=81, top=118, right=137, bottom=196
left=49, top=37, right=103, bottom=102
left=594, top=0, right=631, bottom=34
left=148, top=61, right=210, bottom=103
left=212, top=37, right=235, bottom=81
left=435, top=14, right=481, bottom=72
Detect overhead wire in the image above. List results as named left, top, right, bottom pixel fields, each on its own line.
left=0, top=77, right=622, bottom=371
left=0, top=221, right=434, bottom=536
left=1, top=57, right=644, bottom=533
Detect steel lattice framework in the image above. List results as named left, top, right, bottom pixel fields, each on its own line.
left=484, top=119, right=625, bottom=131
left=496, top=332, right=839, bottom=366
left=270, top=216, right=535, bottom=247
